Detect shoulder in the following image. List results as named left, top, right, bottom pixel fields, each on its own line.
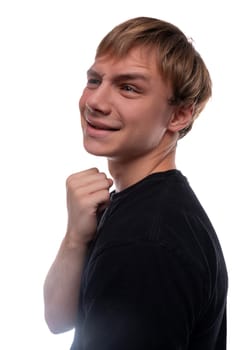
left=91, top=169, right=222, bottom=278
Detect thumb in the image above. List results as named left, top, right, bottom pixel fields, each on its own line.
left=107, top=178, right=114, bottom=188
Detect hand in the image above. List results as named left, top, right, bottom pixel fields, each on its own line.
left=66, top=168, right=113, bottom=245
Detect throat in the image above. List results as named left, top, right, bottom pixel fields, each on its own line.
left=108, top=152, right=176, bottom=193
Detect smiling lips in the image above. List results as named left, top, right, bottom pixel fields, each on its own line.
left=83, top=117, right=121, bottom=138
left=86, top=119, right=120, bottom=132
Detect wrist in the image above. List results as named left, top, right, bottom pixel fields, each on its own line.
left=63, top=230, right=90, bottom=250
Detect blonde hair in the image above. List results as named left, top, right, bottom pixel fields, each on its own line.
left=96, top=17, right=212, bottom=138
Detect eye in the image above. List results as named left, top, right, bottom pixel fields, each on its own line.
left=121, top=84, right=138, bottom=93
left=87, top=78, right=101, bottom=88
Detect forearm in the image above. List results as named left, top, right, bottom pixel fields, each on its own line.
left=43, top=168, right=112, bottom=334
left=43, top=233, right=88, bottom=334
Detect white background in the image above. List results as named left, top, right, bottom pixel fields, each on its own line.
left=0, top=0, right=232, bottom=349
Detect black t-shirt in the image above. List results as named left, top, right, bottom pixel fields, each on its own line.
left=70, top=170, right=228, bottom=350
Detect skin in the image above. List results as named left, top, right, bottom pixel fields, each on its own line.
left=44, top=168, right=113, bottom=333
left=43, top=46, right=193, bottom=334
left=80, top=47, right=193, bottom=191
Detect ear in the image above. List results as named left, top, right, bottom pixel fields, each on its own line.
left=168, top=105, right=194, bottom=133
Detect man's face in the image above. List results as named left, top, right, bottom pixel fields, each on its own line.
left=79, top=46, right=176, bottom=162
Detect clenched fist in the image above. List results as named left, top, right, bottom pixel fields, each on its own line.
left=66, top=168, right=113, bottom=245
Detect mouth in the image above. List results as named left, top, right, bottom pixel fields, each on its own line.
left=83, top=118, right=121, bottom=138
left=86, top=119, right=120, bottom=132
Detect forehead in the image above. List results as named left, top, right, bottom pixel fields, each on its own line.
left=90, top=46, right=160, bottom=78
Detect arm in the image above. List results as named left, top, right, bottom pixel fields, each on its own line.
left=43, top=236, right=87, bottom=334
left=43, top=168, right=113, bottom=334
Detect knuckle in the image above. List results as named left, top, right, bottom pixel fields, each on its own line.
left=66, top=176, right=72, bottom=187
left=98, top=172, right=107, bottom=179
left=66, top=173, right=78, bottom=185
left=90, top=167, right=99, bottom=173
left=98, top=172, right=106, bottom=178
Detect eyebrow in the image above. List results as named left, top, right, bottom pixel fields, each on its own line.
left=87, top=68, right=149, bottom=82
left=87, top=68, right=100, bottom=76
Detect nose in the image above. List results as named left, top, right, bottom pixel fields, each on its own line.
left=85, top=83, right=111, bottom=116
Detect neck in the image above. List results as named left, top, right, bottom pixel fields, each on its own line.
left=108, top=140, right=177, bottom=192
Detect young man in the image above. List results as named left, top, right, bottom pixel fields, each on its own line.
left=44, top=17, right=228, bottom=349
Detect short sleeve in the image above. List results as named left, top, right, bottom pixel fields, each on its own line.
left=79, top=241, right=205, bottom=350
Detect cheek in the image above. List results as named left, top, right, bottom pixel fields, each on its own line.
left=128, top=109, right=168, bottom=144
left=78, top=89, right=87, bottom=112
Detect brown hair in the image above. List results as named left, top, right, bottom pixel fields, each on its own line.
left=96, top=17, right=212, bottom=138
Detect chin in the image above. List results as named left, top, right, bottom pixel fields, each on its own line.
left=83, top=141, right=110, bottom=158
